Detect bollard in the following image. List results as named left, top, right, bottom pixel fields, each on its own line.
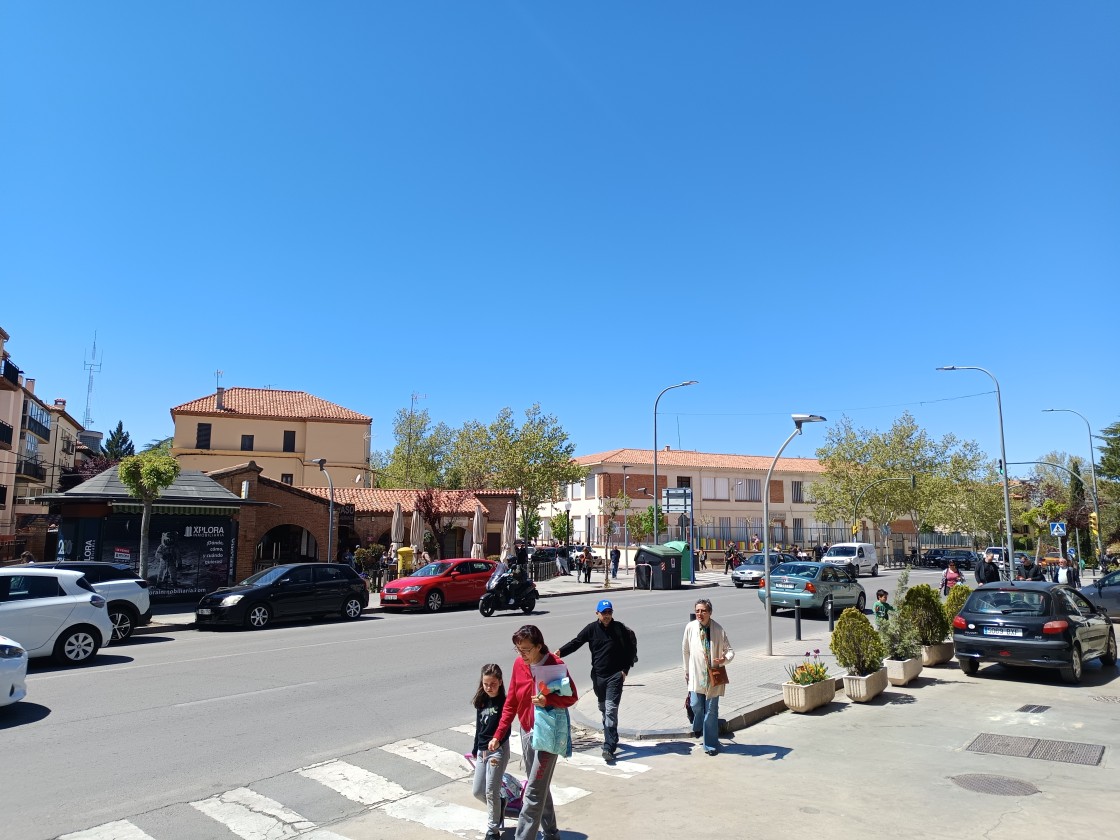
left=794, top=599, right=802, bottom=641
left=828, top=602, right=836, bottom=632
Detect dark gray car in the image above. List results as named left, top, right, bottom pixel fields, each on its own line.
left=1081, top=570, right=1120, bottom=618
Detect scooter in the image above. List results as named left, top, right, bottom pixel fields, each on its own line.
left=479, top=569, right=538, bottom=616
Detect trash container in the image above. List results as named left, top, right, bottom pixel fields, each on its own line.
left=396, top=546, right=414, bottom=577
left=664, top=540, right=693, bottom=580
left=633, top=544, right=683, bottom=590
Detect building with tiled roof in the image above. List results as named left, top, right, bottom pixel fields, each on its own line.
left=171, top=387, right=372, bottom=489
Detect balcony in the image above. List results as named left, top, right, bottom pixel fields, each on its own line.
left=0, top=420, right=12, bottom=450
left=21, top=412, right=50, bottom=442
left=0, top=485, right=6, bottom=508
left=0, top=358, right=19, bottom=390
left=16, top=458, right=46, bottom=482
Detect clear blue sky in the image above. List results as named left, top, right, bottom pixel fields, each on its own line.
left=2, top=3, right=1117, bottom=474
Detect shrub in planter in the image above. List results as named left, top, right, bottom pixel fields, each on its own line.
left=830, top=607, right=886, bottom=676
left=900, top=584, right=951, bottom=646
left=943, top=584, right=972, bottom=623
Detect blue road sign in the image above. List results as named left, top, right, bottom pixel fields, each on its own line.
left=1049, top=522, right=1067, bottom=537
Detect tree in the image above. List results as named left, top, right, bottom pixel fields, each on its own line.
left=143, top=436, right=173, bottom=454
left=599, top=491, right=630, bottom=548
left=375, top=407, right=453, bottom=488
left=118, top=453, right=180, bottom=579
left=1098, top=420, right=1120, bottom=481
left=518, top=508, right=542, bottom=542
left=103, top=421, right=135, bottom=459
left=550, top=508, right=573, bottom=545
left=76, top=455, right=119, bottom=482
left=412, top=488, right=469, bottom=559
left=628, top=504, right=664, bottom=546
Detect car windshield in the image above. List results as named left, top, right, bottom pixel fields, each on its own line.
left=410, top=562, right=453, bottom=578
left=967, top=590, right=1049, bottom=616
left=240, top=567, right=290, bottom=587
left=743, top=555, right=781, bottom=566
left=824, top=547, right=856, bottom=558
left=770, top=563, right=818, bottom=579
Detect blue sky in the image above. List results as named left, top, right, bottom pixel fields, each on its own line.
left=2, top=3, right=1117, bottom=473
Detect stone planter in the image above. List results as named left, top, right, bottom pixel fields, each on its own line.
left=921, top=641, right=955, bottom=666
left=783, top=679, right=836, bottom=713
left=842, top=667, right=888, bottom=703
left=886, top=657, right=923, bottom=686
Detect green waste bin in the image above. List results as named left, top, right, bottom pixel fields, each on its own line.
left=664, top=540, right=693, bottom=580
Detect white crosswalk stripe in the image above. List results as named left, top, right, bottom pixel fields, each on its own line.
left=58, top=822, right=158, bottom=840
left=297, top=759, right=412, bottom=806
left=380, top=737, right=473, bottom=778
left=191, top=787, right=350, bottom=840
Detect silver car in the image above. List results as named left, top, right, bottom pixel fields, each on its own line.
left=1081, top=570, right=1120, bottom=618
left=731, top=553, right=796, bottom=588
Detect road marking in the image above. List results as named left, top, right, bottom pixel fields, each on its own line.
left=58, top=821, right=158, bottom=840
left=507, top=735, right=651, bottom=778
left=380, top=738, right=472, bottom=778
left=381, top=793, right=489, bottom=838
left=172, top=681, right=320, bottom=707
left=551, top=786, right=592, bottom=805
left=191, top=787, right=349, bottom=840
left=297, top=759, right=412, bottom=806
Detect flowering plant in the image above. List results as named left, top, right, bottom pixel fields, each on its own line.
left=785, top=650, right=830, bottom=685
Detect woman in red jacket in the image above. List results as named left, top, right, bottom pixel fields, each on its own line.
left=489, top=624, right=578, bottom=840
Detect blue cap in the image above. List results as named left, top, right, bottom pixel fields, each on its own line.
left=596, top=599, right=613, bottom=613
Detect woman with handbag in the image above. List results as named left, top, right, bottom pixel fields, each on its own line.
left=682, top=598, right=735, bottom=756
left=940, top=560, right=963, bottom=596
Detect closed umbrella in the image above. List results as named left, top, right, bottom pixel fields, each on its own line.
left=390, top=502, right=404, bottom=558
left=410, top=509, right=425, bottom=558
left=500, top=501, right=516, bottom=561
left=471, top=503, right=486, bottom=559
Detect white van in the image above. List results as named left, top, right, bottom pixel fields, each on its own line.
left=822, top=542, right=879, bottom=577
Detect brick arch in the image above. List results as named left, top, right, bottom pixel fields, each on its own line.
left=254, top=524, right=319, bottom=571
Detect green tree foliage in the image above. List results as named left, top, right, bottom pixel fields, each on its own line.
left=943, top=583, right=972, bottom=621
left=900, top=583, right=951, bottom=645
left=375, top=407, right=453, bottom=488
left=830, top=607, right=886, bottom=676
left=550, top=508, right=573, bottom=544
left=599, top=491, right=631, bottom=548
left=518, top=508, right=542, bottom=542
left=103, top=421, right=135, bottom=459
left=1098, top=420, right=1120, bottom=481
left=143, top=436, right=173, bottom=454
left=627, top=504, right=664, bottom=546
left=118, top=453, right=181, bottom=578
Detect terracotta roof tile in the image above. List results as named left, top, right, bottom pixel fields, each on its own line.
left=299, top=487, right=489, bottom=515
left=575, top=448, right=824, bottom=474
left=171, top=388, right=370, bottom=423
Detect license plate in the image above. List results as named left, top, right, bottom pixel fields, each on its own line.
left=383, top=594, right=398, bottom=601
left=196, top=608, right=212, bottom=616
left=775, top=584, right=794, bottom=590
left=983, top=626, right=1022, bottom=637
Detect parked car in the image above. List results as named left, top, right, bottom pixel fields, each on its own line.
left=821, top=542, right=879, bottom=577
left=33, top=562, right=151, bottom=641
left=937, top=549, right=979, bottom=571
left=1081, top=570, right=1120, bottom=618
left=920, top=548, right=948, bottom=568
left=380, top=559, right=497, bottom=612
left=953, top=581, right=1117, bottom=683
left=757, top=561, right=866, bottom=617
left=730, top=553, right=797, bottom=588
left=0, top=568, right=114, bottom=665
left=0, top=634, right=29, bottom=707
left=195, top=562, right=369, bottom=630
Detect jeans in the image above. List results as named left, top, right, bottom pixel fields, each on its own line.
left=471, top=743, right=509, bottom=834
left=593, top=671, right=625, bottom=753
left=689, top=691, right=721, bottom=753
left=515, top=729, right=560, bottom=840
left=610, top=558, right=619, bottom=578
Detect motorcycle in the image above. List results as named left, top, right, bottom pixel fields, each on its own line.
left=479, top=569, right=538, bottom=616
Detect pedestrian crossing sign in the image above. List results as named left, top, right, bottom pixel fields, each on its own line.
left=1049, top=522, right=1066, bottom=537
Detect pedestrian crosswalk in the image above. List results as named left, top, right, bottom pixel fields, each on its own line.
left=56, top=725, right=653, bottom=840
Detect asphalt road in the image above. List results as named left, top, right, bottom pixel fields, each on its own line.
left=1, top=565, right=944, bottom=839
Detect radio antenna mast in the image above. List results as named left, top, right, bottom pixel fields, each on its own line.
left=82, top=333, right=102, bottom=428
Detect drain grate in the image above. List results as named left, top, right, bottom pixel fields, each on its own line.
left=1015, top=704, right=1051, bottom=713
left=1091, top=695, right=1120, bottom=703
left=966, top=733, right=1105, bottom=766
left=951, top=774, right=1039, bottom=796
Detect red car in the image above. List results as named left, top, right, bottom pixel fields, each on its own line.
left=380, top=559, right=497, bottom=612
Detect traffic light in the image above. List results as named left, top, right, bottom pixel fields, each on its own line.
left=851, top=523, right=859, bottom=537
left=1089, top=511, right=1099, bottom=536
left=997, top=459, right=1003, bottom=476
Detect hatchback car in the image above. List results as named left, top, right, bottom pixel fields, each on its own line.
left=381, top=559, right=497, bottom=612
left=935, top=549, right=979, bottom=571
left=731, top=553, right=797, bottom=588
left=0, top=568, right=114, bottom=665
left=757, top=561, right=866, bottom=616
left=0, top=634, right=29, bottom=707
left=195, top=562, right=369, bottom=630
left=33, top=562, right=152, bottom=641
left=953, top=582, right=1117, bottom=683
left=1080, top=570, right=1120, bottom=618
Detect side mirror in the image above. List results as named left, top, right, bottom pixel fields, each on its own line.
left=450, top=571, right=460, bottom=579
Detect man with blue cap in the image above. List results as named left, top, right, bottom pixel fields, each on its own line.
left=557, top=598, right=637, bottom=763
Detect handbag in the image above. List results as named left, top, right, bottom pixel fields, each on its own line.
left=707, top=636, right=729, bottom=686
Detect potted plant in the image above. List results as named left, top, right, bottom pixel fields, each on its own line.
left=782, top=649, right=835, bottom=713
left=943, top=583, right=972, bottom=624
left=879, top=567, right=923, bottom=686
left=900, top=583, right=954, bottom=666
left=830, top=607, right=888, bottom=702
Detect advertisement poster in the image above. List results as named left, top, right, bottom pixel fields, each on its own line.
left=98, top=514, right=236, bottom=600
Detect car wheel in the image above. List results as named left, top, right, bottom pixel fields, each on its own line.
left=1061, top=643, right=1083, bottom=684
left=855, top=592, right=866, bottom=611
left=733, top=581, right=744, bottom=589
left=959, top=658, right=979, bottom=676
left=871, top=564, right=878, bottom=577
left=52, top=625, right=101, bottom=665
left=1101, top=631, right=1117, bottom=667
left=341, top=597, right=364, bottom=620
left=245, top=604, right=271, bottom=629
left=425, top=590, right=444, bottom=613
left=109, top=603, right=138, bottom=641
left=820, top=596, right=834, bottom=619
left=521, top=594, right=537, bottom=615
left=479, top=594, right=496, bottom=617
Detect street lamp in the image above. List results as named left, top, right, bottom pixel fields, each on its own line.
left=564, top=501, right=572, bottom=567
left=310, top=458, right=335, bottom=564
left=765, top=414, right=826, bottom=656
left=653, top=380, right=698, bottom=544
left=1043, top=409, right=1104, bottom=561
left=622, top=466, right=630, bottom=571
left=937, top=366, right=1014, bottom=579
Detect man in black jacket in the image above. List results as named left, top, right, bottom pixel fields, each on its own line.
left=557, top=599, right=637, bottom=763
left=1017, top=555, right=1045, bottom=581
left=976, top=552, right=1001, bottom=584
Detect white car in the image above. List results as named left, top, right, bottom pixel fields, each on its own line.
left=0, top=568, right=114, bottom=665
left=39, top=562, right=152, bottom=641
left=0, top=634, right=28, bottom=706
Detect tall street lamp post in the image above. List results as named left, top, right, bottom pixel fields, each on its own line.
left=1044, top=408, right=1104, bottom=561
left=310, top=458, right=335, bottom=564
left=653, top=380, right=698, bottom=544
left=564, top=501, right=572, bottom=569
left=937, top=365, right=1014, bottom=580
left=622, top=465, right=630, bottom=571
left=764, top=414, right=826, bottom=656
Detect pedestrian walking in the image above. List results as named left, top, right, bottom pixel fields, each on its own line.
left=609, top=546, right=621, bottom=579
left=580, top=548, right=592, bottom=583
left=490, top=625, right=578, bottom=840
left=19, top=550, right=36, bottom=564
left=723, top=544, right=738, bottom=574
left=697, top=548, right=707, bottom=570
left=471, top=663, right=510, bottom=840
left=940, top=560, right=964, bottom=596
left=1051, top=556, right=1081, bottom=587
left=557, top=599, right=637, bottom=763
left=682, top=599, right=734, bottom=756
left=975, top=553, right=1000, bottom=585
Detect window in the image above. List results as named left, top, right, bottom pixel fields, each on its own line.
left=571, top=481, right=583, bottom=500
left=196, top=423, right=212, bottom=450
left=281, top=474, right=294, bottom=486
left=314, top=565, right=346, bottom=583
left=701, top=477, right=729, bottom=500
left=718, top=517, right=731, bottom=540
left=736, top=518, right=748, bottom=541
left=283, top=430, right=296, bottom=452
left=793, top=518, right=805, bottom=543
left=734, top=478, right=761, bottom=502
left=241, top=434, right=254, bottom=452
left=676, top=476, right=691, bottom=488
left=792, top=481, right=804, bottom=503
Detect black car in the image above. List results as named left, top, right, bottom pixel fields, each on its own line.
left=937, top=549, right=979, bottom=571
left=953, top=581, right=1117, bottom=683
left=920, top=548, right=947, bottom=568
left=195, top=563, right=369, bottom=630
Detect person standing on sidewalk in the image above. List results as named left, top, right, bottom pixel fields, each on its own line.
left=683, top=598, right=734, bottom=756
left=557, top=599, right=637, bottom=763
left=1051, top=556, right=1081, bottom=587
left=976, top=553, right=1000, bottom=585
left=609, top=546, right=621, bottom=579
left=580, top=548, right=593, bottom=583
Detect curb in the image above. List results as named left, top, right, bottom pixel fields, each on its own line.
left=570, top=693, right=791, bottom=741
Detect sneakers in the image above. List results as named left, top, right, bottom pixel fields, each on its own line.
left=601, top=748, right=615, bottom=763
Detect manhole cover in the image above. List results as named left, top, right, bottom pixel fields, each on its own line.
left=967, top=733, right=1037, bottom=758
left=967, top=733, right=1105, bottom=766
left=951, top=774, right=1039, bottom=796
left=1015, top=704, right=1050, bottom=713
